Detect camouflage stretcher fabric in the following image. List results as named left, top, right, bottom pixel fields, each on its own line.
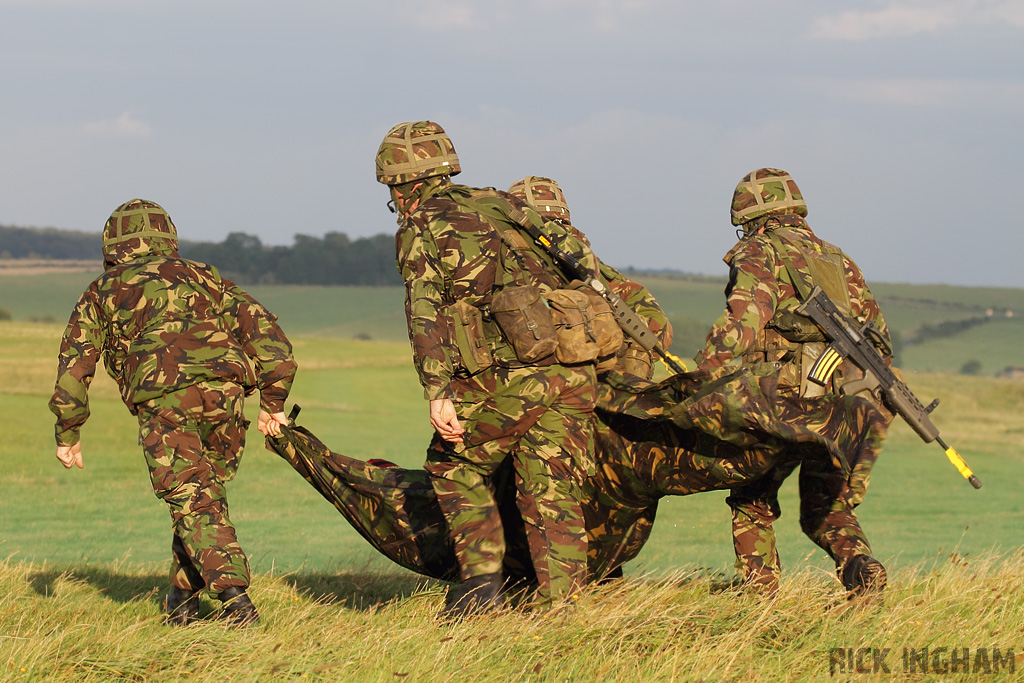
left=265, top=364, right=887, bottom=583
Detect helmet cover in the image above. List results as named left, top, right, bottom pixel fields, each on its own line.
left=375, top=121, right=461, bottom=186
left=102, top=198, right=178, bottom=251
left=508, top=175, right=570, bottom=221
left=730, top=168, right=807, bottom=226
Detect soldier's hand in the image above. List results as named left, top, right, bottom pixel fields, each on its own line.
left=56, top=442, right=84, bottom=469
left=258, top=409, right=288, bottom=437
left=429, top=398, right=465, bottom=443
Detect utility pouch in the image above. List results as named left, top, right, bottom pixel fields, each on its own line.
left=450, top=300, right=493, bottom=374
left=616, top=342, right=654, bottom=379
left=545, top=288, right=601, bottom=364
left=770, top=310, right=828, bottom=343
left=490, top=285, right=557, bottom=363
left=570, top=281, right=625, bottom=360
left=749, top=328, right=802, bottom=390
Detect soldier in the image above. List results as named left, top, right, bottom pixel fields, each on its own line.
left=508, top=175, right=673, bottom=380
left=695, top=168, right=892, bottom=597
left=49, top=199, right=296, bottom=626
left=375, top=122, right=601, bottom=617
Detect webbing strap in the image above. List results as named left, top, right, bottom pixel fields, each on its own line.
left=103, top=207, right=172, bottom=246
left=383, top=130, right=458, bottom=176
left=768, top=232, right=814, bottom=301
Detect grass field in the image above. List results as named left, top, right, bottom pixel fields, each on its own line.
left=1, top=268, right=1023, bottom=681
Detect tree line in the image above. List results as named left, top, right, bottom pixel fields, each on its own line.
left=0, top=225, right=401, bottom=286
left=180, top=232, right=401, bottom=286
left=0, top=225, right=98, bottom=260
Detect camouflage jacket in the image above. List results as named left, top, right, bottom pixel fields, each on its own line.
left=697, top=215, right=888, bottom=372
left=49, top=248, right=296, bottom=446
left=396, top=184, right=601, bottom=400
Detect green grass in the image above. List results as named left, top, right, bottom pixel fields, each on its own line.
left=0, top=270, right=99, bottom=323
left=900, top=318, right=1024, bottom=374
left=243, top=285, right=408, bottom=342
left=871, top=282, right=1024, bottom=312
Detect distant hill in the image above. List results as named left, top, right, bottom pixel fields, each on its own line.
left=0, top=225, right=100, bottom=261
left=0, top=225, right=400, bottom=286
left=5, top=225, right=1024, bottom=376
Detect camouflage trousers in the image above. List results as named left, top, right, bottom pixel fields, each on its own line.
left=728, top=394, right=885, bottom=594
left=426, top=364, right=597, bottom=606
left=136, top=381, right=251, bottom=599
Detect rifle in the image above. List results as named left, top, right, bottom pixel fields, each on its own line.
left=506, top=207, right=688, bottom=375
left=795, top=286, right=981, bottom=489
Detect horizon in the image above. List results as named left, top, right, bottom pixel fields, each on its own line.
left=5, top=223, right=1024, bottom=291
left=1, top=1, right=1021, bottom=288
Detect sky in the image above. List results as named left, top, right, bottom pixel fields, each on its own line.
left=1, top=0, right=1022, bottom=287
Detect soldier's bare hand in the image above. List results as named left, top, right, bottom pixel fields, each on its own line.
left=56, top=442, right=84, bottom=469
left=429, top=398, right=465, bottom=443
left=258, top=410, right=288, bottom=437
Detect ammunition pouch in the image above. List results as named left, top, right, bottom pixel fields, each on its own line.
left=450, top=300, right=495, bottom=374
left=763, top=308, right=829, bottom=396
left=744, top=328, right=802, bottom=391
left=571, top=281, right=625, bottom=369
left=545, top=288, right=599, bottom=364
left=490, top=285, right=558, bottom=363
left=768, top=311, right=827, bottom=343
left=544, top=282, right=624, bottom=367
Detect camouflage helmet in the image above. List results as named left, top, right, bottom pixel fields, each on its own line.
left=730, top=168, right=807, bottom=226
left=102, top=199, right=178, bottom=251
left=508, top=176, right=570, bottom=221
left=375, top=121, right=461, bottom=186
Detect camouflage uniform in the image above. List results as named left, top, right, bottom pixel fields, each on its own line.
left=262, top=167, right=890, bottom=599
left=696, top=169, right=892, bottom=593
left=377, top=123, right=601, bottom=609
left=49, top=199, right=296, bottom=608
left=262, top=174, right=889, bottom=596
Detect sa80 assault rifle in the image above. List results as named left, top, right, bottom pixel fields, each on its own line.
left=796, top=286, right=981, bottom=489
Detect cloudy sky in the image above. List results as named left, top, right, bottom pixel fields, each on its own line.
left=1, top=0, right=1021, bottom=287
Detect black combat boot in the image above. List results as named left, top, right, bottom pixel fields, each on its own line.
left=439, top=573, right=506, bottom=620
left=163, top=586, right=201, bottom=626
left=841, top=555, right=887, bottom=599
left=217, top=587, right=260, bottom=627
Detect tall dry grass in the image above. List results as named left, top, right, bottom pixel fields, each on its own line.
left=2, top=550, right=1022, bottom=682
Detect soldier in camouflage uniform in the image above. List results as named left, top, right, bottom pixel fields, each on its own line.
left=49, top=199, right=297, bottom=626
left=508, top=175, right=673, bottom=380
left=376, top=122, right=602, bottom=616
left=261, top=172, right=887, bottom=591
left=695, top=168, right=892, bottom=596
